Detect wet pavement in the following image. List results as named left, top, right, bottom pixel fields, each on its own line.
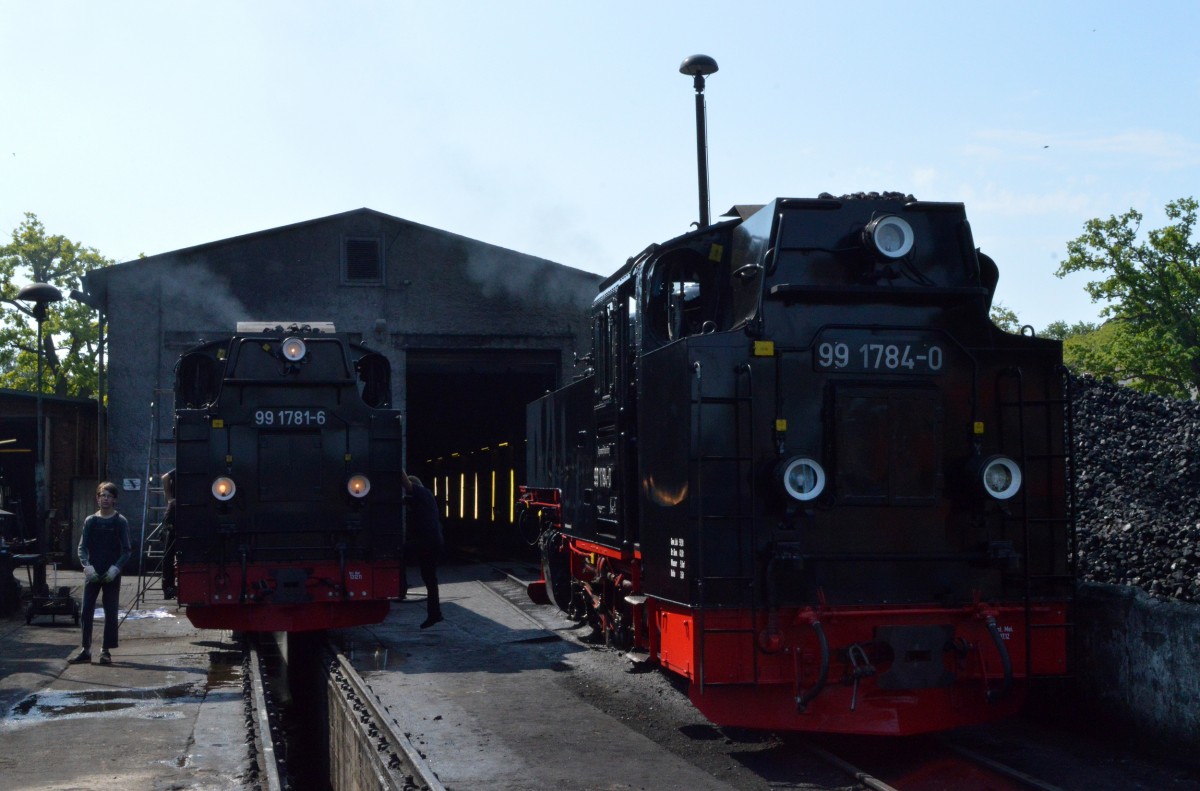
left=334, top=564, right=743, bottom=791
left=0, top=566, right=252, bottom=791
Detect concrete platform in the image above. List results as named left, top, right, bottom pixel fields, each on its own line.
left=0, top=568, right=252, bottom=791
left=335, top=564, right=742, bottom=791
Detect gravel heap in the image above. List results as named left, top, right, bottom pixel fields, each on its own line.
left=1072, top=373, right=1200, bottom=604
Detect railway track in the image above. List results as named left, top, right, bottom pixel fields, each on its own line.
left=806, top=736, right=1069, bottom=791
left=243, top=632, right=444, bottom=791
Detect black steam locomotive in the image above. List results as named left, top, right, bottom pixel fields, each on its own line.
left=172, top=322, right=405, bottom=632
left=520, top=194, right=1074, bottom=735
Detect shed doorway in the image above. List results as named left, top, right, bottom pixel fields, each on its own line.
left=404, top=349, right=561, bottom=558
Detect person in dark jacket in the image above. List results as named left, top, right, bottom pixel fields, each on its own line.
left=402, top=470, right=444, bottom=629
left=70, top=481, right=132, bottom=665
left=159, top=470, right=177, bottom=600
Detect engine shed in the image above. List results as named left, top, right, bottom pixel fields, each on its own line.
left=81, top=208, right=601, bottom=555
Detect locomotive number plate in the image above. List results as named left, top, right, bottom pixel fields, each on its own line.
left=815, top=339, right=944, bottom=373
left=254, top=408, right=328, bottom=427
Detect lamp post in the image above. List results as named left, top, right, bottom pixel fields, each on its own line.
left=15, top=283, right=63, bottom=555
left=71, top=288, right=106, bottom=481
left=679, top=54, right=719, bottom=229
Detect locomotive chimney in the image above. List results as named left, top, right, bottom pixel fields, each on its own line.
left=679, top=54, right=718, bottom=228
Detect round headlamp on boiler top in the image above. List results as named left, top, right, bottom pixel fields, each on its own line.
left=777, top=456, right=827, bottom=502
left=863, top=214, right=915, bottom=259
left=281, top=337, right=307, bottom=361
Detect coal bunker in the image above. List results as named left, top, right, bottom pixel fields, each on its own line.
left=1072, top=374, right=1200, bottom=604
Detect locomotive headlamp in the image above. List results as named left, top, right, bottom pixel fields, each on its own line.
left=281, top=337, right=307, bottom=361
left=346, top=474, right=371, bottom=498
left=211, top=476, right=237, bottom=501
left=778, top=456, right=826, bottom=502
left=863, top=215, right=915, bottom=259
left=978, top=456, right=1022, bottom=500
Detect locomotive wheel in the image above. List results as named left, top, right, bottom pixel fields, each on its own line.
left=539, top=530, right=575, bottom=615
left=517, top=506, right=542, bottom=546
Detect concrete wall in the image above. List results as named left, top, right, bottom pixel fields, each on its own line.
left=1073, top=582, right=1200, bottom=753
left=83, top=209, right=602, bottom=536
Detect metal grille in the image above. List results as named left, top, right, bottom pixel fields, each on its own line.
left=344, top=238, right=382, bottom=282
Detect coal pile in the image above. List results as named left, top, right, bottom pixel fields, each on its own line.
left=1072, top=374, right=1200, bottom=604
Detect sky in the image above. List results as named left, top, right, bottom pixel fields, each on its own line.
left=2, top=1, right=1198, bottom=331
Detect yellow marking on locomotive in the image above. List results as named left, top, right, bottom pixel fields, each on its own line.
left=775, top=419, right=788, bottom=432
left=708, top=243, right=724, bottom=262
left=754, top=340, right=775, bottom=357
left=225, top=455, right=233, bottom=464
left=212, top=419, right=224, bottom=428
left=974, top=422, right=985, bottom=434
left=344, top=453, right=352, bottom=461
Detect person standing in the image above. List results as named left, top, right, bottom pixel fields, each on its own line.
left=159, top=470, right=177, bottom=600
left=402, top=470, right=444, bottom=629
left=70, top=482, right=132, bottom=665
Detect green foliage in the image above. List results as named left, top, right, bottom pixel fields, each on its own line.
left=1056, top=197, right=1200, bottom=399
left=1042, top=319, right=1100, bottom=341
left=989, top=302, right=1021, bottom=333
left=0, top=213, right=114, bottom=398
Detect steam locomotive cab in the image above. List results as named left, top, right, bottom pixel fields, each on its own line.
left=523, top=195, right=1073, bottom=735
left=174, top=322, right=405, bottom=632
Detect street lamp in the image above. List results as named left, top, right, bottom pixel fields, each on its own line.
left=71, top=288, right=106, bottom=481
left=15, top=282, right=63, bottom=555
left=679, top=54, right=719, bottom=229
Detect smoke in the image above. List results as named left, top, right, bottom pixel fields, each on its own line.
left=463, top=246, right=600, bottom=311
left=153, top=259, right=250, bottom=331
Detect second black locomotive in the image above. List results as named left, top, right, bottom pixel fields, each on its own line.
left=520, top=193, right=1074, bottom=735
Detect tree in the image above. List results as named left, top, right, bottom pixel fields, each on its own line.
left=1042, top=319, right=1100, bottom=341
left=989, top=302, right=1021, bottom=333
left=1056, top=197, right=1200, bottom=399
left=0, top=213, right=114, bottom=398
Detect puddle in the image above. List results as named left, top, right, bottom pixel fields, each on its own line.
left=205, top=649, right=243, bottom=691
left=340, top=639, right=404, bottom=671
left=118, top=608, right=178, bottom=620
left=2, top=650, right=244, bottom=726
left=4, top=683, right=201, bottom=723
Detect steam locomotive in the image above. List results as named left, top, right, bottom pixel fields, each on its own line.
left=519, top=194, right=1074, bottom=735
left=172, top=322, right=405, bottom=632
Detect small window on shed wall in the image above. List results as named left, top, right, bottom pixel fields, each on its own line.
left=343, top=237, right=384, bottom=285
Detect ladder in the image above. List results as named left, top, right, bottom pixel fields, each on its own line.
left=693, top=359, right=760, bottom=691
left=134, top=390, right=176, bottom=610
left=996, top=365, right=1077, bottom=680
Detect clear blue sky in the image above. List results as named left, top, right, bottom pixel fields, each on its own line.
left=3, top=1, right=1198, bottom=330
